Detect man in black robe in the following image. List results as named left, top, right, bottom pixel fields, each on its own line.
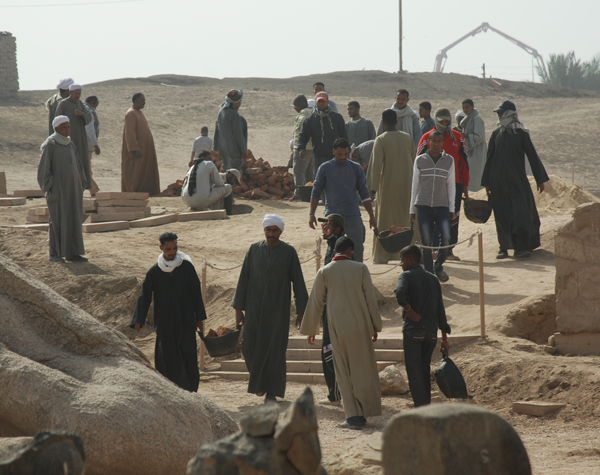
left=131, top=232, right=206, bottom=392
left=482, top=100, right=549, bottom=259
left=232, top=214, right=309, bottom=403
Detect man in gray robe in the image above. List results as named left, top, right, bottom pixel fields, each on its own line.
left=232, top=214, right=308, bottom=403
left=55, top=84, right=92, bottom=190
left=37, top=115, right=86, bottom=263
left=377, top=89, right=422, bottom=147
left=461, top=99, right=488, bottom=192
left=215, top=89, right=247, bottom=171
left=45, top=78, right=73, bottom=136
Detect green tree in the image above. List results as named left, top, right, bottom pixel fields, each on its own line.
left=537, top=51, right=600, bottom=91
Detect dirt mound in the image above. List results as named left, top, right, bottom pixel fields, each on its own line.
left=496, top=294, right=557, bottom=345
left=533, top=175, right=600, bottom=211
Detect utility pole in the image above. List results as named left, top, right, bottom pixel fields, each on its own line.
left=398, top=0, right=403, bottom=72
left=482, top=63, right=486, bottom=79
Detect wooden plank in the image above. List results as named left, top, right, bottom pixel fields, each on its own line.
left=13, top=190, right=44, bottom=198
left=177, top=210, right=227, bottom=222
left=85, top=211, right=145, bottom=223
left=512, top=401, right=566, bottom=416
left=27, top=207, right=50, bottom=216
left=0, top=197, right=26, bottom=206
left=26, top=215, right=50, bottom=223
left=9, top=223, right=49, bottom=231
left=98, top=206, right=151, bottom=217
left=95, top=199, right=149, bottom=208
left=94, top=192, right=149, bottom=201
left=0, top=172, right=6, bottom=195
left=129, top=213, right=178, bottom=228
left=82, top=221, right=130, bottom=233
left=82, top=199, right=97, bottom=212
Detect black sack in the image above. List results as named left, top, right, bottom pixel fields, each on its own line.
left=464, top=196, right=492, bottom=224
left=434, top=348, right=469, bottom=399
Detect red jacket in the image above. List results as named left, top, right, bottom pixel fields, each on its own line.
left=417, top=129, right=470, bottom=187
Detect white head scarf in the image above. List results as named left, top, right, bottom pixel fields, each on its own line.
left=69, top=83, right=82, bottom=91
left=262, top=214, right=284, bottom=232
left=157, top=251, right=193, bottom=273
left=56, top=78, right=74, bottom=90
left=52, top=115, right=69, bottom=129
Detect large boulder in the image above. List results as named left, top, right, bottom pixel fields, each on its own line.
left=0, top=430, right=85, bottom=475
left=188, top=387, right=327, bottom=475
left=0, top=254, right=237, bottom=475
left=382, top=403, right=531, bottom=475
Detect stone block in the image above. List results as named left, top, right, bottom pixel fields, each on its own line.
left=27, top=207, right=49, bottom=216
left=553, top=332, right=600, bottom=356
left=95, top=199, right=149, bottom=207
left=555, top=270, right=578, bottom=300
left=572, top=202, right=600, bottom=234
left=512, top=401, right=566, bottom=416
left=26, top=215, right=49, bottom=223
left=10, top=224, right=49, bottom=231
left=583, top=234, right=600, bottom=264
left=0, top=197, right=26, bottom=206
left=82, top=221, right=130, bottom=233
left=554, top=234, right=585, bottom=263
left=94, top=192, right=149, bottom=201
left=13, top=189, right=44, bottom=198
left=129, top=214, right=178, bottom=228
left=98, top=206, right=151, bottom=217
left=578, top=266, right=600, bottom=300
left=382, top=403, right=531, bottom=475
left=239, top=404, right=280, bottom=437
left=556, top=297, right=600, bottom=326
left=0, top=171, right=5, bottom=195
left=85, top=212, right=145, bottom=223
left=177, top=210, right=227, bottom=222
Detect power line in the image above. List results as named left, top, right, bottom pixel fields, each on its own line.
left=0, top=0, right=147, bottom=7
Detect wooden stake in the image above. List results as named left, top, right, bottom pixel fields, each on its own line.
left=316, top=237, right=322, bottom=271
left=572, top=163, right=575, bottom=184
left=200, top=262, right=207, bottom=371
left=478, top=232, right=486, bottom=337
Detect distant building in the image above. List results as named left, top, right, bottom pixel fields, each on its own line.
left=0, top=32, right=19, bottom=99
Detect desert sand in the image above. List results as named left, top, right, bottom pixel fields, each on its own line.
left=1, top=71, right=600, bottom=474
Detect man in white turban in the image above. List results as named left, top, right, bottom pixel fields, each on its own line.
left=55, top=83, right=92, bottom=191
left=232, top=213, right=308, bottom=403
left=38, top=115, right=87, bottom=262
left=45, top=78, right=74, bottom=135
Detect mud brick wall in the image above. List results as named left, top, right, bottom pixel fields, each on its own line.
left=0, top=32, right=19, bottom=99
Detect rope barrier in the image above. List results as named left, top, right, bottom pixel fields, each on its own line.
left=417, top=229, right=481, bottom=251
left=205, top=262, right=243, bottom=272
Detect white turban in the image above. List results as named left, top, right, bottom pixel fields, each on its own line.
left=56, top=78, right=74, bottom=90
left=52, top=115, right=69, bottom=130
left=262, top=214, right=284, bottom=232
left=307, top=99, right=316, bottom=108
left=69, top=83, right=82, bottom=91
left=455, top=109, right=466, bottom=121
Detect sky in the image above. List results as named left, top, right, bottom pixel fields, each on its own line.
left=2, top=0, right=599, bottom=91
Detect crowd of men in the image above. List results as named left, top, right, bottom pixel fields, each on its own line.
left=39, top=77, right=549, bottom=429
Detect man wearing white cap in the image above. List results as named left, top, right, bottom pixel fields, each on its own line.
left=45, top=78, right=73, bottom=136
left=38, top=115, right=87, bottom=263
left=55, top=84, right=92, bottom=190
left=232, top=214, right=309, bottom=403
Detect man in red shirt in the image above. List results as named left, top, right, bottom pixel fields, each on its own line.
left=417, top=108, right=469, bottom=260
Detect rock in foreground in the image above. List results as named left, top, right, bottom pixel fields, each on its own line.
left=0, top=254, right=237, bottom=475
left=382, top=403, right=531, bottom=475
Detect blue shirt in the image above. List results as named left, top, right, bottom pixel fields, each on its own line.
left=311, top=159, right=370, bottom=217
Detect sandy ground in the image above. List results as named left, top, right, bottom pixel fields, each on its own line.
left=2, top=71, right=600, bottom=474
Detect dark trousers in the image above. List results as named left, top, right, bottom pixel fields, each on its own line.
left=322, top=308, right=340, bottom=401
left=436, top=184, right=463, bottom=254
left=403, top=328, right=437, bottom=407
left=417, top=206, right=451, bottom=273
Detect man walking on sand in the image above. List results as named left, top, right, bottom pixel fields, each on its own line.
left=461, top=99, right=487, bottom=192
left=291, top=94, right=314, bottom=198
left=84, top=95, right=101, bottom=196
left=301, top=236, right=382, bottom=429
left=45, top=78, right=73, bottom=135
left=131, top=232, right=206, bottom=392
left=215, top=89, right=247, bottom=172
left=190, top=126, right=213, bottom=166
left=395, top=244, right=451, bottom=407
left=232, top=214, right=308, bottom=403
left=55, top=84, right=92, bottom=191
left=38, top=115, right=87, bottom=263
left=121, top=93, right=161, bottom=195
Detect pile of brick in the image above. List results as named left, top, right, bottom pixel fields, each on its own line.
left=232, top=151, right=294, bottom=200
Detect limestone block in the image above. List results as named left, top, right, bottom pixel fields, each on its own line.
left=0, top=171, right=6, bottom=195
left=26, top=215, right=49, bottom=223
left=556, top=293, right=600, bottom=321
left=27, top=207, right=49, bottom=216
left=556, top=313, right=600, bottom=334
left=553, top=332, right=600, bottom=356
left=583, top=234, right=600, bottom=263
left=555, top=270, right=578, bottom=300
left=94, top=192, right=149, bottom=201
left=0, top=197, right=26, bottom=206
left=0, top=431, right=85, bottom=474
left=10, top=224, right=49, bottom=231
left=239, top=404, right=280, bottom=437
left=379, top=365, right=409, bottom=395
left=13, top=190, right=44, bottom=198
left=82, top=221, right=130, bottom=233
left=95, top=199, right=149, bottom=208
left=554, top=256, right=580, bottom=282
left=572, top=202, right=600, bottom=234
left=578, top=266, right=600, bottom=300
left=554, top=234, right=585, bottom=263
left=512, top=401, right=566, bottom=416
left=98, top=206, right=151, bottom=217
left=129, top=214, right=178, bottom=228
left=177, top=210, right=227, bottom=222
left=382, top=403, right=531, bottom=475
left=85, top=212, right=145, bottom=223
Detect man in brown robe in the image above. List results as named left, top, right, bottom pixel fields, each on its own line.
left=121, top=93, right=160, bottom=195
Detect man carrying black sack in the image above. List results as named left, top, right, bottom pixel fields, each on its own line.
left=394, top=244, right=451, bottom=407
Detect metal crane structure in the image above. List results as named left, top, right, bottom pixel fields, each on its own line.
left=433, top=22, right=548, bottom=80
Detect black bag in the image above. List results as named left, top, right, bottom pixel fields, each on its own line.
left=434, top=348, right=469, bottom=399
left=374, top=223, right=414, bottom=254
left=464, top=197, right=492, bottom=224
